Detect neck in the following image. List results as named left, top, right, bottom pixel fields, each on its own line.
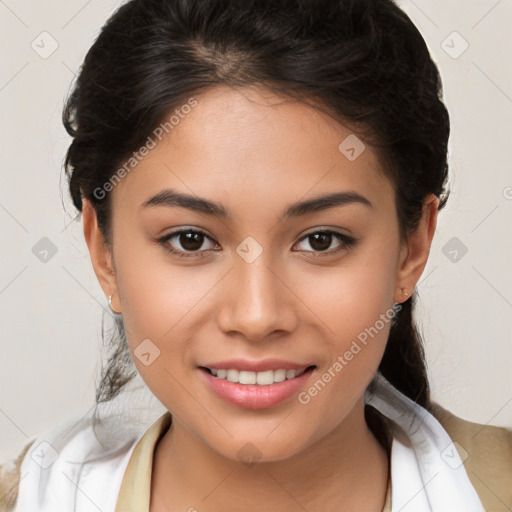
left=150, top=400, right=390, bottom=512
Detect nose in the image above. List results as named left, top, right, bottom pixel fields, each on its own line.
left=216, top=251, right=299, bottom=342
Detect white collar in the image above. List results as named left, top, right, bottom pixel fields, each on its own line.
left=366, top=372, right=485, bottom=511
left=14, top=372, right=484, bottom=511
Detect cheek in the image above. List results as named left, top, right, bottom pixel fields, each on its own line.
left=306, top=246, right=396, bottom=342
left=112, top=238, right=221, bottom=382
left=113, top=261, right=205, bottom=407
left=299, top=245, right=397, bottom=398
left=114, top=230, right=203, bottom=331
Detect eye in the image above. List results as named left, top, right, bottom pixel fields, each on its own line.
left=293, top=230, right=357, bottom=256
left=158, top=228, right=219, bottom=259
left=157, top=228, right=358, bottom=260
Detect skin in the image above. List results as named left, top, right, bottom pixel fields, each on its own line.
left=83, top=85, right=438, bottom=511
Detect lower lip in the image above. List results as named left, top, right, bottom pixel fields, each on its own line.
left=198, top=367, right=316, bottom=409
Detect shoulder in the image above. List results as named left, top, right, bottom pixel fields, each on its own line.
left=0, top=438, right=36, bottom=512
left=430, top=400, right=512, bottom=512
left=0, top=411, right=146, bottom=512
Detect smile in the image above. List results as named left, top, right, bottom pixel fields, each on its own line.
left=198, top=365, right=317, bottom=409
left=203, top=366, right=315, bottom=385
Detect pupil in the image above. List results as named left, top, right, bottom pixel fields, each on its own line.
left=181, top=232, right=203, bottom=251
left=310, top=233, right=331, bottom=251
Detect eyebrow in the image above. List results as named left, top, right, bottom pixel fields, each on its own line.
left=141, top=188, right=373, bottom=221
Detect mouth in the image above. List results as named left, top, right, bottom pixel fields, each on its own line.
left=199, top=365, right=317, bottom=386
left=198, top=364, right=317, bottom=409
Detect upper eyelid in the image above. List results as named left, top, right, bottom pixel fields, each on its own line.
left=161, top=226, right=349, bottom=239
left=161, top=228, right=216, bottom=244
left=160, top=227, right=353, bottom=249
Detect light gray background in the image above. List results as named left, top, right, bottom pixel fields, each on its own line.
left=1, top=0, right=511, bottom=461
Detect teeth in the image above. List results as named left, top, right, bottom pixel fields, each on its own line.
left=207, top=367, right=309, bottom=385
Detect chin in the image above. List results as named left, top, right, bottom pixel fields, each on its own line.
left=207, top=429, right=311, bottom=465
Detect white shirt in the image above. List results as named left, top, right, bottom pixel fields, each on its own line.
left=12, top=372, right=486, bottom=512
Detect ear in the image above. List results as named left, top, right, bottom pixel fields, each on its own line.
left=82, top=198, right=121, bottom=312
left=394, top=193, right=439, bottom=303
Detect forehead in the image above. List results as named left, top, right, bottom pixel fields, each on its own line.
left=111, top=85, right=394, bottom=218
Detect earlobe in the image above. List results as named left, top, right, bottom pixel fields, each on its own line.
left=82, top=199, right=120, bottom=309
left=394, top=193, right=439, bottom=303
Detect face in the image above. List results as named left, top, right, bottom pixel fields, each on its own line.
left=85, top=85, right=437, bottom=462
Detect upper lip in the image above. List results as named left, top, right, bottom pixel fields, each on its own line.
left=199, top=359, right=316, bottom=373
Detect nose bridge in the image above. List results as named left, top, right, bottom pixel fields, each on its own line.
left=217, top=245, right=296, bottom=340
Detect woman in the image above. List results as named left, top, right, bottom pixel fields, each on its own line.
left=1, top=0, right=511, bottom=510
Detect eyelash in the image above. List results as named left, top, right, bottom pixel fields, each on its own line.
left=157, top=228, right=358, bottom=259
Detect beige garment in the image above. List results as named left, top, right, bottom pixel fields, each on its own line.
left=3, top=401, right=512, bottom=511
left=428, top=402, right=512, bottom=512
left=0, top=438, right=35, bottom=511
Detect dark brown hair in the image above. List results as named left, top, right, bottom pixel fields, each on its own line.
left=63, top=0, right=450, bottom=419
